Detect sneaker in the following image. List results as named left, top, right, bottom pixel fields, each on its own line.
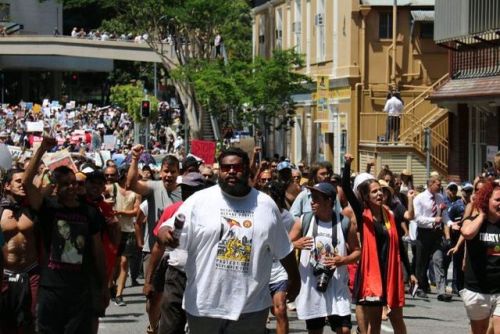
left=131, top=279, right=141, bottom=287
left=437, top=294, right=452, bottom=302
left=114, top=295, right=126, bottom=306
left=109, top=285, right=117, bottom=302
left=416, top=290, right=428, bottom=299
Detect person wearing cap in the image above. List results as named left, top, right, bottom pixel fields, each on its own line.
left=159, top=147, right=299, bottom=334
left=289, top=181, right=360, bottom=334
left=23, top=137, right=109, bottom=333
left=290, top=161, right=333, bottom=219
left=341, top=154, right=409, bottom=334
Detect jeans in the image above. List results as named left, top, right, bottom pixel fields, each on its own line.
left=415, top=228, right=447, bottom=295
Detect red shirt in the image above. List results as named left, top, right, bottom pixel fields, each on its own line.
left=153, top=201, right=183, bottom=237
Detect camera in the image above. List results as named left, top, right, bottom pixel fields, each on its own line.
left=312, top=262, right=335, bottom=292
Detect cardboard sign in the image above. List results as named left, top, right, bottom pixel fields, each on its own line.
left=51, top=100, right=60, bottom=108
left=70, top=130, right=86, bottom=144
left=42, top=150, right=77, bottom=173
left=190, top=139, right=216, bottom=165
left=232, top=137, right=255, bottom=159
left=102, top=135, right=117, bottom=150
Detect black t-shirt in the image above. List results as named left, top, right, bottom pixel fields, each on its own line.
left=38, top=198, right=103, bottom=289
left=464, top=217, right=500, bottom=294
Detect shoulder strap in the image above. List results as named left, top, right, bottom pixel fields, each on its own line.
left=301, top=211, right=314, bottom=236
left=113, top=183, right=118, bottom=200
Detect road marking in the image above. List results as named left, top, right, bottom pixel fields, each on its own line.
left=381, top=324, right=394, bottom=333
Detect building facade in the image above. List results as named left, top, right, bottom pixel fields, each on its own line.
left=430, top=0, right=500, bottom=181
left=252, top=0, right=449, bottom=186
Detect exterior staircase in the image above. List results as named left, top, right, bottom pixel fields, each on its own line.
left=200, top=109, right=217, bottom=141
left=358, top=73, right=451, bottom=184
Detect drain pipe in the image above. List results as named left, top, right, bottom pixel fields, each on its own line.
left=391, top=0, right=397, bottom=89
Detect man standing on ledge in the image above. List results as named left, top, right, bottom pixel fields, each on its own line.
left=163, top=147, right=300, bottom=334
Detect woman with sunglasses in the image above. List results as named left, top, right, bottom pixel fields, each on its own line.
left=460, top=180, right=500, bottom=334
left=341, top=154, right=408, bottom=334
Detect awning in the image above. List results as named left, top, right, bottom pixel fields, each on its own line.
left=429, top=76, right=500, bottom=102
left=361, top=0, right=435, bottom=6
left=411, top=10, right=434, bottom=22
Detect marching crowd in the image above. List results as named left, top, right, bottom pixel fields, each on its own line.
left=0, top=103, right=499, bottom=334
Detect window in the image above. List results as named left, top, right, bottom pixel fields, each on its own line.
left=259, top=15, right=266, bottom=57
left=379, top=12, right=393, bottom=39
left=275, top=8, right=283, bottom=50
left=316, top=0, right=326, bottom=62
left=420, top=22, right=434, bottom=39
left=294, top=0, right=302, bottom=53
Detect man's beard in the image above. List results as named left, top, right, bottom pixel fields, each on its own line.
left=219, top=174, right=251, bottom=197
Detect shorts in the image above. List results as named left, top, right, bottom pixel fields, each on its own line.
left=460, top=288, right=500, bottom=321
left=269, top=280, right=288, bottom=296
left=305, top=314, right=352, bottom=331
left=187, top=309, right=268, bottom=334
left=117, top=232, right=137, bottom=257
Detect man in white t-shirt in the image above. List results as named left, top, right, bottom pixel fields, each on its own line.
left=383, top=92, right=404, bottom=143
left=162, top=148, right=300, bottom=334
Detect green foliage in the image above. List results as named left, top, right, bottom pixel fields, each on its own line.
left=110, top=83, right=159, bottom=122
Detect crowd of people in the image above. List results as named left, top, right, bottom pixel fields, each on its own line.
left=0, top=102, right=499, bottom=334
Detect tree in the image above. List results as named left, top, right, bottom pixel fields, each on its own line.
left=60, top=0, right=308, bottom=140
left=110, top=82, right=159, bottom=122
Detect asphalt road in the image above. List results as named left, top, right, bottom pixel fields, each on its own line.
left=99, top=278, right=471, bottom=334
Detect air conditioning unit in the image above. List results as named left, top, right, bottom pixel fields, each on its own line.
left=315, top=13, right=324, bottom=26
left=292, top=21, right=301, bottom=34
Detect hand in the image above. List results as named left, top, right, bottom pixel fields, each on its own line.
left=447, top=245, right=459, bottom=256
left=131, top=144, right=144, bottom=159
left=367, top=159, right=375, bottom=167
left=407, top=190, right=416, bottom=199
left=324, top=255, right=344, bottom=268
left=41, top=136, right=57, bottom=151
left=159, top=227, right=179, bottom=248
left=143, top=282, right=154, bottom=299
left=443, top=238, right=452, bottom=250
left=434, top=216, right=443, bottom=228
left=286, top=276, right=300, bottom=302
left=253, top=146, right=261, bottom=154
left=344, top=154, right=354, bottom=165
left=293, top=236, right=313, bottom=250
left=410, top=274, right=418, bottom=285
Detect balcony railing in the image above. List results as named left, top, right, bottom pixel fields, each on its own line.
left=451, top=44, right=500, bottom=79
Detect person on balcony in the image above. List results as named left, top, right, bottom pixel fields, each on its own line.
left=383, top=92, right=404, bottom=144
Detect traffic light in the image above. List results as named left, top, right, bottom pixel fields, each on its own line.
left=141, top=100, right=150, bottom=118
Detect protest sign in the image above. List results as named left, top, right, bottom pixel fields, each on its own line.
left=32, top=104, right=42, bottom=114
left=100, top=150, right=111, bottom=165
left=42, top=150, right=77, bottom=173
left=42, top=99, right=50, bottom=107
left=102, top=135, right=117, bottom=150
left=25, top=102, right=33, bottom=110
left=51, top=101, right=60, bottom=108
left=0, top=144, right=13, bottom=170
left=7, top=146, right=32, bottom=162
left=26, top=121, right=44, bottom=132
left=232, top=137, right=255, bottom=158
left=190, top=140, right=216, bottom=165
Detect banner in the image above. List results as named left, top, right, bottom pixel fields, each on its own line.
left=7, top=146, right=32, bottom=161
left=190, top=140, right=216, bottom=165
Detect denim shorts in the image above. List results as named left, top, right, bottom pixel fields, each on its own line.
left=460, top=288, right=500, bottom=321
left=269, top=280, right=288, bottom=296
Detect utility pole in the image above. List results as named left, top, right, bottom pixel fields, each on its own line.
left=391, top=0, right=397, bottom=89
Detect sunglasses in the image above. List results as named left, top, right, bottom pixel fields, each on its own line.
left=220, top=163, right=244, bottom=173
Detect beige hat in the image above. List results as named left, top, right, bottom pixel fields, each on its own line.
left=401, top=169, right=412, bottom=176
left=378, top=179, right=394, bottom=194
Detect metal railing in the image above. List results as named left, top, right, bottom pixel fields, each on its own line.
left=359, top=73, right=450, bottom=171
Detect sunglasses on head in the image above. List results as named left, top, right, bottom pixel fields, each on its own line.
left=220, top=163, right=244, bottom=173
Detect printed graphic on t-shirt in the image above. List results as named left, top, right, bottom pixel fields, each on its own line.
left=49, top=214, right=88, bottom=269
left=480, top=232, right=500, bottom=256
left=311, top=232, right=337, bottom=265
left=215, top=208, right=254, bottom=273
